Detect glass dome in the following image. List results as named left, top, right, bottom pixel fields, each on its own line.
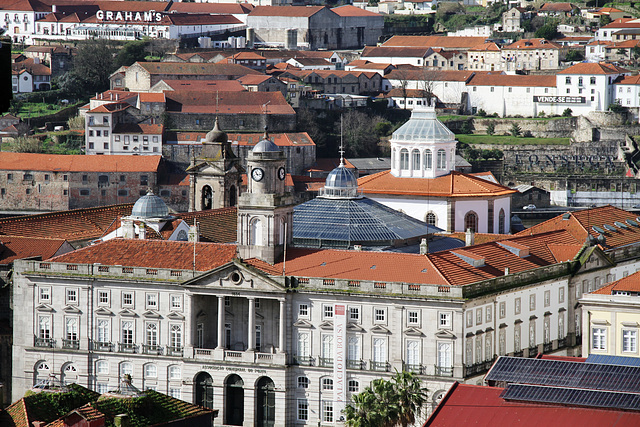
left=131, top=190, right=169, bottom=219
left=392, top=107, right=455, bottom=142
left=253, top=137, right=280, bottom=153
left=320, top=165, right=360, bottom=199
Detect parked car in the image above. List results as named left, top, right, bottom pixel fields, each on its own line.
left=523, top=204, right=537, bottom=210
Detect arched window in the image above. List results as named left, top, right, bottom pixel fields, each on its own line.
left=96, top=360, right=109, bottom=375
left=411, top=149, right=420, bottom=171
left=250, top=218, right=263, bottom=246
left=424, top=150, right=432, bottom=170
left=465, top=212, right=478, bottom=233
left=437, top=149, right=447, bottom=170
left=144, top=364, right=157, bottom=379
left=400, top=149, right=409, bottom=170
left=425, top=212, right=437, bottom=226
left=498, top=209, right=505, bottom=234
left=120, top=362, right=133, bottom=380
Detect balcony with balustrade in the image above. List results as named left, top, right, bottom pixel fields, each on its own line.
left=34, top=337, right=56, bottom=348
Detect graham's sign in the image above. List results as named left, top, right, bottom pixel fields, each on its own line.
left=96, top=10, right=162, bottom=22
left=533, top=96, right=586, bottom=104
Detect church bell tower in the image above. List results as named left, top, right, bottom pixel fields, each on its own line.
left=237, top=129, right=294, bottom=264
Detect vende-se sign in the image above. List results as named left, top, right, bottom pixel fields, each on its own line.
left=533, top=96, right=586, bottom=104
left=96, top=10, right=162, bottom=22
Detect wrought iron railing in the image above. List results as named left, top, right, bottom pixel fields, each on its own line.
left=62, top=339, right=79, bottom=350
left=118, top=343, right=138, bottom=354
left=142, top=344, right=164, bottom=355
left=34, top=337, right=56, bottom=348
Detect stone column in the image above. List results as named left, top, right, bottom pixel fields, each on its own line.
left=278, top=299, right=285, bottom=353
left=216, top=295, right=225, bottom=349
left=248, top=297, right=255, bottom=351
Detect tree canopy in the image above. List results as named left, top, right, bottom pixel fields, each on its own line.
left=345, top=371, right=428, bottom=427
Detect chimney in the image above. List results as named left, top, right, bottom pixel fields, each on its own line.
left=52, top=4, right=57, bottom=13
left=465, top=228, right=475, bottom=246
left=138, top=224, right=146, bottom=240
left=188, top=224, right=199, bottom=242
left=122, top=218, right=135, bottom=239
left=116, top=93, right=119, bottom=101
left=505, top=267, right=509, bottom=275
left=110, top=92, right=113, bottom=100
left=353, top=244, right=362, bottom=251
left=419, top=238, right=428, bottom=255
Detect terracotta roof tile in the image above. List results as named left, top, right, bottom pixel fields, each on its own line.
left=0, top=235, right=68, bottom=265
left=230, top=132, right=315, bottom=146
left=362, top=46, right=431, bottom=58
left=593, top=270, right=640, bottom=294
left=547, top=243, right=582, bottom=262
left=178, top=207, right=238, bottom=243
left=112, top=123, right=163, bottom=134
left=382, top=35, right=489, bottom=49
left=558, top=62, right=629, bottom=75
left=469, top=42, right=501, bottom=52
left=358, top=170, right=517, bottom=198
left=166, top=90, right=294, bottom=115
left=139, top=92, right=165, bottom=103
left=156, top=79, right=245, bottom=92
left=249, top=6, right=327, bottom=17
left=467, top=74, right=557, bottom=88
left=0, top=153, right=160, bottom=172
left=540, top=2, right=576, bottom=11
left=135, top=61, right=261, bottom=76
left=386, top=69, right=489, bottom=82
left=503, top=38, right=561, bottom=50
left=49, top=239, right=237, bottom=271
left=331, top=5, right=381, bottom=16
left=167, top=2, right=253, bottom=14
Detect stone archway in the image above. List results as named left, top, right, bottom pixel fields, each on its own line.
left=225, top=374, right=244, bottom=426
left=256, top=377, right=275, bottom=427
left=201, top=185, right=213, bottom=210
left=194, top=372, right=214, bottom=409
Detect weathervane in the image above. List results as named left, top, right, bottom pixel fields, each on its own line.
left=339, top=115, right=345, bottom=167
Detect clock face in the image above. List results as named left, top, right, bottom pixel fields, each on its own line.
left=251, top=167, right=264, bottom=182
left=278, top=166, right=286, bottom=181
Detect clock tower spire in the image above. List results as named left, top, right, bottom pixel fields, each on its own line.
left=237, top=128, right=294, bottom=264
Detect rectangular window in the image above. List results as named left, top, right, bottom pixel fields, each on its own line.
left=121, top=321, right=134, bottom=345
left=98, top=290, right=109, bottom=305
left=515, top=298, right=521, bottom=315
left=466, top=311, right=473, bottom=327
left=298, top=304, right=309, bottom=318
left=169, top=366, right=181, bottom=380
left=170, top=295, right=182, bottom=311
left=66, top=288, right=78, bottom=305
left=322, top=334, right=333, bottom=360
left=529, top=294, right=536, bottom=311
left=486, top=306, right=492, bottom=323
left=255, top=325, right=261, bottom=352
left=592, top=327, right=606, bottom=350
left=544, top=290, right=550, bottom=307
left=499, top=302, right=506, bottom=319
left=623, top=330, right=637, bottom=353
left=373, top=337, right=387, bottom=364
left=349, top=306, right=360, bottom=322
left=38, top=315, right=51, bottom=339
left=171, top=324, right=183, bottom=348
left=97, top=319, right=110, bottom=343
left=322, top=400, right=334, bottom=423
left=324, top=305, right=334, bottom=319
left=140, top=175, right=148, bottom=186
left=39, top=287, right=51, bottom=303
left=225, top=296, right=230, bottom=306
left=66, top=317, right=78, bottom=341
left=122, top=292, right=133, bottom=307
left=169, top=388, right=181, bottom=399
left=146, top=293, right=158, bottom=309
left=96, top=360, right=109, bottom=375
left=297, top=332, right=310, bottom=358
left=439, top=312, right=451, bottom=329
left=559, top=287, right=565, bottom=304
left=298, top=399, right=309, bottom=421
left=297, top=376, right=309, bottom=388
left=146, top=322, right=158, bottom=346
left=375, top=308, right=386, bottom=323
left=348, top=335, right=361, bottom=362
left=408, top=310, right=419, bottom=326
left=476, top=308, right=482, bottom=325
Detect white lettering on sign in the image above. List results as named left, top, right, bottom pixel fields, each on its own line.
left=96, top=10, right=162, bottom=22
left=334, top=304, right=347, bottom=423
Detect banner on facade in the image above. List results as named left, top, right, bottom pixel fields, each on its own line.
left=533, top=96, right=586, bottom=104
left=334, top=304, right=347, bottom=423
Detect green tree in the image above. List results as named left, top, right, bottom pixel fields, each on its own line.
left=599, top=15, right=612, bottom=27
left=562, top=108, right=573, bottom=117
left=345, top=371, right=428, bottom=427
left=115, top=39, right=148, bottom=68
left=534, top=23, right=558, bottom=40
left=564, top=50, right=584, bottom=62
left=510, top=122, right=522, bottom=137
left=486, top=122, right=495, bottom=135
left=67, top=39, right=117, bottom=96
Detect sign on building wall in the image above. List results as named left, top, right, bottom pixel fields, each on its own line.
left=334, top=304, right=347, bottom=423
left=533, top=96, right=586, bottom=104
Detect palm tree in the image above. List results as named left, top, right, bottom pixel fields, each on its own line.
left=344, top=371, right=428, bottom=427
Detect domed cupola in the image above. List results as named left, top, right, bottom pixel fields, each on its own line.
left=131, top=189, right=170, bottom=219
left=321, top=160, right=360, bottom=199
left=390, top=105, right=458, bottom=179
left=201, top=117, right=236, bottom=161
left=205, top=117, right=228, bottom=144
left=252, top=127, right=281, bottom=154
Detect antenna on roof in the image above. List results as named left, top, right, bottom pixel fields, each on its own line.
left=283, top=221, right=287, bottom=276
left=339, top=114, right=345, bottom=167
left=193, top=220, right=198, bottom=272
left=215, top=91, right=219, bottom=116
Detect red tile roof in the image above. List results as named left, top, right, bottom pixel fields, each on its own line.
left=160, top=13, right=242, bottom=26
left=49, top=239, right=237, bottom=271
left=230, top=132, right=315, bottom=146
left=229, top=52, right=266, bottom=60
left=425, top=382, right=640, bottom=427
left=362, top=46, right=431, bottom=58
left=558, top=62, right=629, bottom=75
left=166, top=90, right=294, bottom=115
left=88, top=102, right=131, bottom=113
left=112, top=123, right=163, bottom=135
left=593, top=270, right=640, bottom=294
left=331, top=5, right=381, bottom=17
left=386, top=69, right=488, bottom=82
left=467, top=74, right=557, bottom=88
left=615, top=74, right=640, bottom=85
left=167, top=2, right=253, bottom=14
left=0, top=235, right=69, bottom=265
left=0, top=153, right=161, bottom=172
left=135, top=61, right=261, bottom=77
left=503, top=38, right=561, bottom=50
left=600, top=18, right=639, bottom=29
left=156, top=79, right=245, bottom=92
left=0, top=204, right=133, bottom=241
left=178, top=207, right=238, bottom=243
left=358, top=170, right=517, bottom=198
left=11, top=58, right=51, bottom=76
left=249, top=6, right=327, bottom=17
left=382, top=35, right=489, bottom=49
left=237, top=74, right=275, bottom=85
left=540, top=2, right=576, bottom=12
left=469, top=42, right=501, bottom=52
left=515, top=205, right=640, bottom=250
left=139, top=92, right=166, bottom=103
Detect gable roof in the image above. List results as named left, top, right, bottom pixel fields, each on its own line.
left=358, top=170, right=517, bottom=198
left=0, top=235, right=69, bottom=265
left=0, top=153, right=161, bottom=172
left=385, top=69, right=487, bottom=82
left=165, top=90, right=294, bottom=115
left=382, top=35, right=489, bottom=49
left=331, top=5, right=381, bottom=17
left=558, top=62, right=629, bottom=75
left=593, top=270, right=640, bottom=294
left=49, top=239, right=237, bottom=272
left=539, top=2, right=576, bottom=12
left=134, top=61, right=261, bottom=77
left=249, top=5, right=328, bottom=17
left=153, top=79, right=245, bottom=92
left=362, top=46, right=432, bottom=58
left=178, top=208, right=238, bottom=243
left=502, top=38, right=561, bottom=50
left=467, top=74, right=557, bottom=88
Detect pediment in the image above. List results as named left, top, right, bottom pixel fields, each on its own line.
left=182, top=261, right=286, bottom=294
left=167, top=311, right=185, bottom=320
left=404, top=327, right=424, bottom=337
left=95, top=307, right=114, bottom=316
left=63, top=305, right=82, bottom=314
left=256, top=312, right=264, bottom=320
left=196, top=310, right=207, bottom=318
left=143, top=310, right=162, bottom=319
left=577, top=246, right=614, bottom=272
left=36, top=304, right=55, bottom=312
left=293, top=319, right=313, bottom=328
left=347, top=323, right=366, bottom=333
left=434, top=329, right=456, bottom=340
left=371, top=325, right=390, bottom=334
left=225, top=309, right=234, bottom=317
left=119, top=308, right=138, bottom=317
left=319, top=321, right=334, bottom=330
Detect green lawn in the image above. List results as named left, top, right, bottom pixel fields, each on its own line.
left=15, top=102, right=63, bottom=118
left=455, top=134, right=571, bottom=146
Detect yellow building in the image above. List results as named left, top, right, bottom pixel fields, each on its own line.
left=581, top=271, right=640, bottom=358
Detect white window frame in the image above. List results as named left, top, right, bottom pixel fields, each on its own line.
left=297, top=376, right=309, bottom=389
left=122, top=292, right=134, bottom=308
left=297, top=399, right=309, bottom=421
left=65, top=316, right=78, bottom=341
left=121, top=320, right=134, bottom=345
left=322, top=377, right=334, bottom=390
left=592, top=327, right=607, bottom=351
left=298, top=303, right=309, bottom=318
left=439, top=312, right=452, bottom=329
left=348, top=379, right=359, bottom=393
left=144, top=364, right=157, bottom=378
left=322, top=400, right=334, bottom=423
left=349, top=306, right=360, bottom=323
left=374, top=307, right=386, bottom=324
left=297, top=331, right=310, bottom=358
left=169, top=365, right=181, bottom=380
left=170, top=323, right=183, bottom=348
left=96, top=360, right=109, bottom=375
left=323, top=304, right=334, bottom=319
left=97, top=319, right=110, bottom=343
left=170, top=294, right=182, bottom=311
left=146, top=322, right=159, bottom=346
left=499, top=302, right=506, bottom=319
left=529, top=294, right=536, bottom=311
left=544, top=290, right=550, bottom=307
left=39, top=286, right=51, bottom=303
left=486, top=306, right=492, bottom=323
left=66, top=287, right=78, bottom=305
left=408, top=310, right=420, bottom=326
left=38, top=315, right=51, bottom=339
left=146, top=292, right=158, bottom=310
left=623, top=329, right=637, bottom=353
left=373, top=337, right=387, bottom=364
left=98, top=289, right=110, bottom=306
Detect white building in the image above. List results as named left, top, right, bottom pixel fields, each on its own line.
left=358, top=107, right=516, bottom=233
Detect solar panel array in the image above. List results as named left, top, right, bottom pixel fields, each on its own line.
left=293, top=197, right=440, bottom=247
left=585, top=354, right=640, bottom=367
left=486, top=357, right=640, bottom=394
left=500, top=383, right=640, bottom=412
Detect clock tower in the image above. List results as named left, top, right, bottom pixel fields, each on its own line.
left=237, top=129, right=294, bottom=264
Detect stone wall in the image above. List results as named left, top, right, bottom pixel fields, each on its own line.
left=167, top=112, right=296, bottom=133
